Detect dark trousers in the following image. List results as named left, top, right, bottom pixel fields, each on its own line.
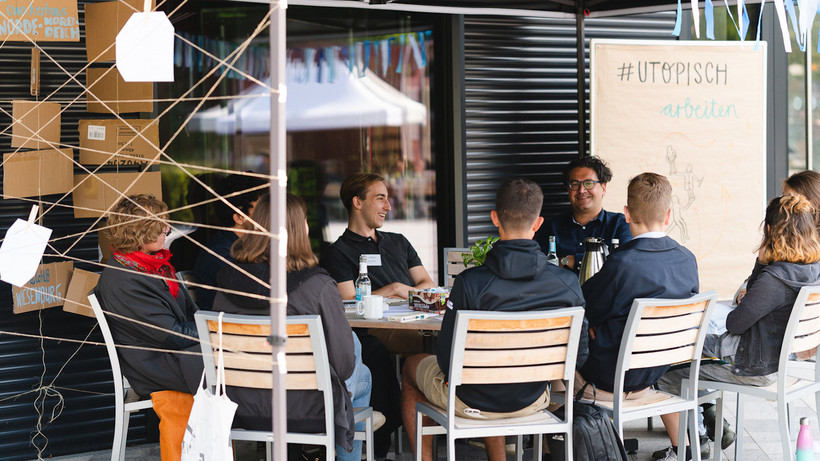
left=355, top=330, right=402, bottom=457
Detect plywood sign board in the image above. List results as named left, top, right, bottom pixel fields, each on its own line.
left=590, top=40, right=766, bottom=298
left=85, top=0, right=154, bottom=62
left=86, top=67, right=153, bottom=113
left=78, top=119, right=160, bottom=166
left=13, top=261, right=73, bottom=313
left=3, top=148, right=73, bottom=198
left=0, top=0, right=79, bottom=42
left=11, top=100, right=60, bottom=148
left=72, top=170, right=162, bottom=218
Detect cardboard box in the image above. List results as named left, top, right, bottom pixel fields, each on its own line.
left=11, top=100, right=60, bottom=148
left=86, top=68, right=153, bottom=114
left=3, top=148, right=73, bottom=199
left=85, top=0, right=153, bottom=62
left=0, top=0, right=79, bottom=42
left=72, top=170, right=162, bottom=218
left=408, top=289, right=449, bottom=315
left=12, top=261, right=73, bottom=313
left=78, top=119, right=159, bottom=166
left=63, top=268, right=101, bottom=318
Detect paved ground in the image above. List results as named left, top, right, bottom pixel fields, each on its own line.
left=41, top=388, right=820, bottom=460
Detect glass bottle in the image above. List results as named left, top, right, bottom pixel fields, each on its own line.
left=546, top=235, right=560, bottom=266
left=611, top=238, right=620, bottom=251
left=355, top=256, right=371, bottom=302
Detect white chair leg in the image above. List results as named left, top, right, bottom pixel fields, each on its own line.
left=266, top=442, right=271, bottom=461
left=565, top=430, right=572, bottom=461
left=677, top=410, right=688, bottom=461
left=365, top=414, right=374, bottom=461
left=734, top=393, right=745, bottom=460
left=516, top=434, right=523, bottom=461
left=689, top=409, right=701, bottom=461
left=777, top=397, right=794, bottom=461
left=415, top=411, right=423, bottom=461
left=112, top=406, right=125, bottom=461
left=533, top=434, right=542, bottom=461
left=714, top=393, right=724, bottom=461
left=447, top=435, right=456, bottom=460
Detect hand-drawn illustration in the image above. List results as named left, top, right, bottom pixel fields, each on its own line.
left=665, top=144, right=703, bottom=243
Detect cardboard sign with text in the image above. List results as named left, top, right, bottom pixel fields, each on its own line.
left=11, top=100, right=60, bottom=148
left=78, top=119, right=159, bottom=166
left=3, top=148, right=73, bottom=198
left=12, top=261, right=73, bottom=313
left=86, top=67, right=153, bottom=113
left=63, top=268, right=100, bottom=318
left=72, top=170, right=162, bottom=218
left=0, top=0, right=79, bottom=42
left=85, top=0, right=153, bottom=62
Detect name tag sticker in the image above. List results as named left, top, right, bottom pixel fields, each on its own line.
left=446, top=299, right=454, bottom=310
left=363, top=254, right=381, bottom=266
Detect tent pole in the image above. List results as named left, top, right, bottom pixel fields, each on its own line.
left=269, top=1, right=287, bottom=460
left=576, top=4, right=587, bottom=157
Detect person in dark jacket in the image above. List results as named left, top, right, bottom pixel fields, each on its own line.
left=579, top=173, right=699, bottom=458
left=658, top=194, right=820, bottom=455
left=401, top=178, right=587, bottom=461
left=96, top=194, right=202, bottom=397
left=212, top=193, right=370, bottom=460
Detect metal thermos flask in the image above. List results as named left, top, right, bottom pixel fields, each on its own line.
left=579, top=237, right=605, bottom=285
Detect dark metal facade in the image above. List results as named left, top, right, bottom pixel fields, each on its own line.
left=462, top=12, right=679, bottom=243
left=0, top=2, right=148, bottom=459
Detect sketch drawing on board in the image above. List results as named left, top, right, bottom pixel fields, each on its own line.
left=665, top=144, right=703, bottom=243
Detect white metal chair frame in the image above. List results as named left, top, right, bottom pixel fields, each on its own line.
left=442, top=247, right=472, bottom=288
left=415, top=307, right=586, bottom=461
left=595, top=291, right=718, bottom=461
left=88, top=293, right=154, bottom=461
left=692, top=285, right=820, bottom=461
left=194, top=311, right=374, bottom=461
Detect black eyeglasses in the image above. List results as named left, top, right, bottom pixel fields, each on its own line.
left=567, top=180, right=601, bottom=191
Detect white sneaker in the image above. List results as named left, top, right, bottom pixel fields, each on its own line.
left=372, top=411, right=386, bottom=431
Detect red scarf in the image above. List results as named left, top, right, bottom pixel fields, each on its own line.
left=113, top=249, right=180, bottom=298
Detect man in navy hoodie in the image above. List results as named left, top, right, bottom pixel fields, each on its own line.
left=400, top=178, right=587, bottom=461
left=579, top=172, right=699, bottom=455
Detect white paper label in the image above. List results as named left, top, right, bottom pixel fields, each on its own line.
left=87, top=125, right=106, bottom=141
left=362, top=254, right=382, bottom=266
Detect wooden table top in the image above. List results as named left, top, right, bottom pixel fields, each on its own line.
left=345, top=302, right=443, bottom=331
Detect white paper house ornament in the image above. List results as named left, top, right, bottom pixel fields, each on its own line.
left=116, top=8, right=174, bottom=82
left=0, top=206, right=52, bottom=287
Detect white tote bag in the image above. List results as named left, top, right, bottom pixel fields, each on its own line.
left=181, top=312, right=238, bottom=460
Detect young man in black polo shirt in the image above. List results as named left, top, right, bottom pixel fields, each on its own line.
left=322, top=172, right=435, bottom=299
left=321, top=172, right=435, bottom=459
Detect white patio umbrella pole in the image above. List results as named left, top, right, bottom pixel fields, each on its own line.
left=269, top=0, right=288, bottom=460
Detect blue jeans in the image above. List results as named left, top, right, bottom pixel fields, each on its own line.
left=337, top=332, right=372, bottom=461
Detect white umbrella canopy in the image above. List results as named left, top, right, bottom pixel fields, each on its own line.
left=189, top=60, right=427, bottom=134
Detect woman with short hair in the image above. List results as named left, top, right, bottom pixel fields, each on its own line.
left=96, top=194, right=202, bottom=397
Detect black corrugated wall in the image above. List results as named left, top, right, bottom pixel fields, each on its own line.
left=462, top=12, right=678, bottom=243
left=0, top=2, right=149, bottom=459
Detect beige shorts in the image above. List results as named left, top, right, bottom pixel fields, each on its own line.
left=415, top=355, right=550, bottom=420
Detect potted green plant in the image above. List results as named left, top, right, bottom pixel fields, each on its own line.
left=462, top=236, right=499, bottom=267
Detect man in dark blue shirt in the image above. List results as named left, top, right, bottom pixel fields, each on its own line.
left=535, top=156, right=632, bottom=271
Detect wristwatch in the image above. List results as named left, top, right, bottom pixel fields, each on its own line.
left=560, top=256, right=571, bottom=268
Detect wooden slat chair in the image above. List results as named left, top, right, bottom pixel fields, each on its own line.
left=414, top=307, right=586, bottom=461
left=88, top=293, right=154, bottom=461
left=692, top=285, right=820, bottom=461
left=194, top=312, right=375, bottom=461
left=442, top=247, right=474, bottom=288
left=591, top=291, right=718, bottom=461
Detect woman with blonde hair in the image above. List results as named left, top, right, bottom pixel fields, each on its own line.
left=95, top=194, right=202, bottom=396
left=213, top=193, right=371, bottom=461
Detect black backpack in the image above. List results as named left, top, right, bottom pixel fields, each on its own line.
left=546, top=384, right=629, bottom=461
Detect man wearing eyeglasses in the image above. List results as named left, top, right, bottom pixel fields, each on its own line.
left=535, top=156, right=632, bottom=271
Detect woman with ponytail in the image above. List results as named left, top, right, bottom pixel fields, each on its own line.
left=96, top=194, right=202, bottom=397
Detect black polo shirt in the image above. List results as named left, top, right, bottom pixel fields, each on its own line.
left=321, top=228, right=423, bottom=291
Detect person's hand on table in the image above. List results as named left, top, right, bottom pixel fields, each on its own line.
left=373, top=282, right=414, bottom=300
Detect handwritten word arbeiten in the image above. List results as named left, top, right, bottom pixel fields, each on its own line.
left=617, top=61, right=728, bottom=86
left=660, top=97, right=738, bottom=120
